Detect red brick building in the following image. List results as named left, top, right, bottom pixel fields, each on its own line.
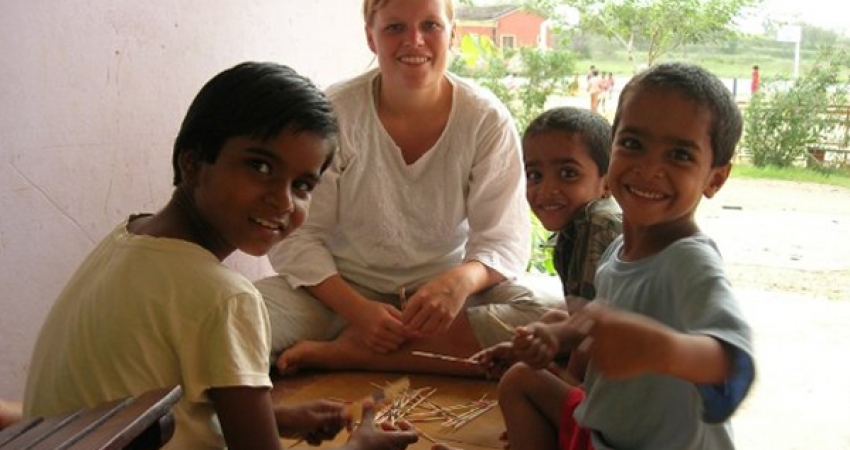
left=455, top=5, right=552, bottom=50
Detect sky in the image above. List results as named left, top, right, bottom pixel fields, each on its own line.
left=752, top=0, right=850, bottom=34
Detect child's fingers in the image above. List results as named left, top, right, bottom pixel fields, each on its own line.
left=577, top=336, right=594, bottom=353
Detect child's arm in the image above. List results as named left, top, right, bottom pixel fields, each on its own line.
left=564, top=347, right=588, bottom=385
left=211, top=387, right=346, bottom=450
left=570, top=304, right=733, bottom=383
left=511, top=318, right=586, bottom=371
left=210, top=386, right=290, bottom=450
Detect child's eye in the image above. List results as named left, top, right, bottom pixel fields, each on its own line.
left=525, top=169, right=542, bottom=183
left=558, top=167, right=579, bottom=180
left=248, top=160, right=271, bottom=175
left=619, top=138, right=640, bottom=150
left=292, top=179, right=316, bottom=196
left=669, top=148, right=694, bottom=162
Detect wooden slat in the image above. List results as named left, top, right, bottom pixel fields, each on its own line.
left=67, top=386, right=182, bottom=450
left=0, top=417, right=42, bottom=447
left=28, top=398, right=129, bottom=450
left=0, top=409, right=82, bottom=450
left=1, top=386, right=181, bottom=450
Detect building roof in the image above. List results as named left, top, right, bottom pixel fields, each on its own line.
left=456, top=5, right=520, bottom=22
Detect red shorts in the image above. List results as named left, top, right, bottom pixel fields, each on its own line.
left=558, top=387, right=593, bottom=450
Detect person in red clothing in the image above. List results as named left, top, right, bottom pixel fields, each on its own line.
left=751, top=65, right=760, bottom=95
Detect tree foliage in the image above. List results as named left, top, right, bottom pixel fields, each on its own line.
left=529, top=0, right=759, bottom=70
left=450, top=34, right=576, bottom=129
left=742, top=46, right=850, bottom=168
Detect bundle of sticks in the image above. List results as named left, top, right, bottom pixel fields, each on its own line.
left=370, top=379, right=498, bottom=442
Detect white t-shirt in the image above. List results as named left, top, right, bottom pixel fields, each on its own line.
left=24, top=222, right=272, bottom=450
left=270, top=69, right=530, bottom=293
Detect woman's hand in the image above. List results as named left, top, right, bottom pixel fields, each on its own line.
left=349, top=300, right=408, bottom=354
left=276, top=400, right=346, bottom=444
left=401, top=272, right=471, bottom=336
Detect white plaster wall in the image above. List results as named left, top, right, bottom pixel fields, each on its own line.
left=0, top=0, right=373, bottom=398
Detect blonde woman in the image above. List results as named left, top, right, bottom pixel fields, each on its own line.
left=257, top=0, right=550, bottom=376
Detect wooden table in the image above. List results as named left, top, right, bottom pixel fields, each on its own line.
left=272, top=372, right=505, bottom=450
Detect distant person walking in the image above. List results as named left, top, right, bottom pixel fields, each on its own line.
left=586, top=65, right=596, bottom=82
left=587, top=69, right=603, bottom=113
left=605, top=72, right=614, bottom=100
left=751, top=65, right=760, bottom=95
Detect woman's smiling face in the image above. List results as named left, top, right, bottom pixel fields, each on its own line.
left=366, top=0, right=453, bottom=90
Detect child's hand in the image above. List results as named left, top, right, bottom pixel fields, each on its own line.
left=401, top=274, right=467, bottom=337
left=276, top=400, right=345, bottom=444
left=571, top=303, right=673, bottom=379
left=349, top=301, right=408, bottom=354
left=540, top=307, right=570, bottom=324
left=345, top=404, right=418, bottom=449
left=471, top=342, right=515, bottom=379
left=511, top=323, right=559, bottom=370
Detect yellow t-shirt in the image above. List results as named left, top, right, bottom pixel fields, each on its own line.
left=24, top=222, right=272, bottom=449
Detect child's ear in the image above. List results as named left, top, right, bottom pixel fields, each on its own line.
left=600, top=176, right=611, bottom=198
left=177, top=149, right=200, bottom=186
left=703, top=163, right=731, bottom=199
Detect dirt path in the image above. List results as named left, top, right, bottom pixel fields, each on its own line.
left=698, top=178, right=850, bottom=449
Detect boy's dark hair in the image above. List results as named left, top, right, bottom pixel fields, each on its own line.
left=523, top=107, right=612, bottom=175
left=172, top=62, right=338, bottom=185
left=612, top=62, right=742, bottom=167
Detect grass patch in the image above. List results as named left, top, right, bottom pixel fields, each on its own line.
left=731, top=164, right=850, bottom=189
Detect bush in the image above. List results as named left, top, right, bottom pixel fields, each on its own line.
left=742, top=46, right=850, bottom=168
left=451, top=34, right=576, bottom=130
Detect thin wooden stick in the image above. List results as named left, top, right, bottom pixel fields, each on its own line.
left=410, top=350, right=476, bottom=365
left=487, top=310, right=517, bottom=335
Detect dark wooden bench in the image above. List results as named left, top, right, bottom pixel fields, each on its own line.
left=0, top=386, right=181, bottom=450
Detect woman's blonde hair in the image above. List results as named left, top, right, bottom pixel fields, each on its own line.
left=362, top=0, right=455, bottom=26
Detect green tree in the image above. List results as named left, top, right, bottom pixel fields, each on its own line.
left=742, top=46, right=850, bottom=168
left=531, top=0, right=760, bottom=70
left=451, top=34, right=576, bottom=129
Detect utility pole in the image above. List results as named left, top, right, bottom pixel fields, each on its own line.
left=777, top=24, right=803, bottom=77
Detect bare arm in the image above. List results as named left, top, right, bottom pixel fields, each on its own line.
left=306, top=275, right=406, bottom=353
left=402, top=261, right=503, bottom=336
left=571, top=305, right=734, bottom=383
left=209, top=387, right=283, bottom=450
left=661, top=333, right=733, bottom=384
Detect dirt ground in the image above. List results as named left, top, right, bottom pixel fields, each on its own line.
left=697, top=178, right=850, bottom=449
